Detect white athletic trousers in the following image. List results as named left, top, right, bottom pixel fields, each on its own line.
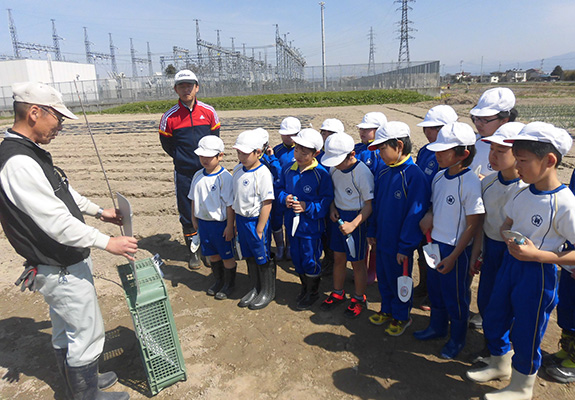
left=35, top=257, right=105, bottom=367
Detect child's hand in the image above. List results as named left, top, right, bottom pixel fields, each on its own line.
left=396, top=253, right=407, bottom=265
left=293, top=200, right=306, bottom=213
left=286, top=194, right=295, bottom=208
left=223, top=224, right=234, bottom=242
left=437, top=254, right=456, bottom=275
left=266, top=147, right=274, bottom=156
left=339, top=220, right=355, bottom=236
left=256, top=228, right=264, bottom=240
left=419, top=212, right=433, bottom=234
left=506, top=237, right=540, bottom=261
left=330, top=205, right=339, bottom=222
left=469, top=255, right=482, bottom=276
left=367, top=237, right=376, bottom=248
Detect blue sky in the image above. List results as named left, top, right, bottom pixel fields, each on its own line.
left=1, top=0, right=574, bottom=75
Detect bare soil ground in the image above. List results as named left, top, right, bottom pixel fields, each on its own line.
left=1, top=97, right=574, bottom=400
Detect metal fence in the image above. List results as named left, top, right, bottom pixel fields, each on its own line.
left=0, top=61, right=440, bottom=114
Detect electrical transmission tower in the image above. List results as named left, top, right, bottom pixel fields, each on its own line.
left=130, top=38, right=149, bottom=77
left=275, top=24, right=306, bottom=86
left=367, top=27, right=376, bottom=75
left=8, top=9, right=63, bottom=60
left=395, top=0, right=416, bottom=68
left=84, top=27, right=117, bottom=74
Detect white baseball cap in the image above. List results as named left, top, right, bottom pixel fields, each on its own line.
left=368, top=121, right=410, bottom=150
left=427, top=122, right=477, bottom=152
left=322, top=133, right=355, bottom=167
left=174, top=69, right=199, bottom=85
left=357, top=112, right=387, bottom=129
left=470, top=87, right=515, bottom=117
left=253, top=127, right=270, bottom=148
left=293, top=128, right=323, bottom=151
left=12, top=81, right=77, bottom=120
left=233, top=130, right=263, bottom=153
left=417, top=105, right=458, bottom=127
left=279, top=117, right=301, bottom=135
left=320, top=118, right=345, bottom=134
left=504, top=121, right=573, bottom=156
left=480, top=122, right=526, bottom=147
left=195, top=135, right=225, bottom=157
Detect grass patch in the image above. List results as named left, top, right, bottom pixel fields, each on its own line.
left=101, top=89, right=433, bottom=114
left=517, top=104, right=575, bottom=130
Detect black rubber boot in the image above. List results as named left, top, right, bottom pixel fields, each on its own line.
left=249, top=258, right=277, bottom=310
left=238, top=258, right=260, bottom=308
left=207, top=260, right=225, bottom=296
left=297, top=275, right=321, bottom=310
left=65, top=359, right=129, bottom=400
left=296, top=274, right=307, bottom=303
left=320, top=247, right=334, bottom=277
left=55, top=348, right=118, bottom=394
left=183, top=228, right=201, bottom=270
left=215, top=265, right=237, bottom=300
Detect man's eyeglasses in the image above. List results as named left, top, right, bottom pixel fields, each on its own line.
left=471, top=115, right=499, bottom=125
left=39, top=106, right=65, bottom=124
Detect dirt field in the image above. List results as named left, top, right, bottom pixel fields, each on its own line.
left=1, top=98, right=575, bottom=400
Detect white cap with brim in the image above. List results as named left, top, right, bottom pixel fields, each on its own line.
left=174, top=69, right=198, bottom=85
left=320, top=118, right=345, bottom=134
left=470, top=87, right=515, bottom=117
left=357, top=112, right=387, bottom=129
left=293, top=128, right=323, bottom=151
left=253, top=127, right=270, bottom=148
left=12, top=81, right=78, bottom=120
left=279, top=117, right=301, bottom=135
left=368, top=121, right=410, bottom=151
left=321, top=133, right=355, bottom=167
left=233, top=130, right=263, bottom=153
left=480, top=122, right=526, bottom=147
left=417, top=105, right=458, bottom=127
left=503, top=121, right=573, bottom=156
left=195, top=135, right=225, bottom=157
left=427, top=122, right=476, bottom=152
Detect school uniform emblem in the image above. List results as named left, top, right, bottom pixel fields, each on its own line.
left=366, top=158, right=372, bottom=166
left=303, top=185, right=312, bottom=193
left=210, top=185, right=217, bottom=191
left=531, top=214, right=543, bottom=227
left=242, top=179, right=250, bottom=186
left=345, top=187, right=353, bottom=196
left=446, top=195, right=455, bottom=205
left=394, top=190, right=402, bottom=199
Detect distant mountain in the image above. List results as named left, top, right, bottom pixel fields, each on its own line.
left=443, top=51, right=575, bottom=75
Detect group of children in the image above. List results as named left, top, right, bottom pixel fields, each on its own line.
left=188, top=86, right=575, bottom=400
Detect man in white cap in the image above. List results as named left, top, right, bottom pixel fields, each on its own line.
left=469, top=87, right=518, bottom=177
left=0, top=82, right=137, bottom=399
left=159, top=70, right=221, bottom=269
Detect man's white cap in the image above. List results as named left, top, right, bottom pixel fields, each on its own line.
left=279, top=117, right=301, bottom=135
left=195, top=135, right=225, bottom=157
left=320, top=118, right=345, bottom=134
left=253, top=127, right=270, bottom=148
left=357, top=112, right=387, bottom=129
left=480, top=122, right=526, bottom=147
left=504, top=121, right=573, bottom=156
left=322, top=133, right=355, bottom=167
left=174, top=69, right=199, bottom=85
left=470, top=87, right=515, bottom=117
left=12, top=81, right=77, bottom=120
left=233, top=130, right=263, bottom=153
left=293, top=128, right=324, bottom=151
left=417, top=105, right=458, bottom=127
left=368, top=121, right=410, bottom=150
left=427, top=122, right=476, bottom=152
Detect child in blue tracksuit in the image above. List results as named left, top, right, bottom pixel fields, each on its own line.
left=354, top=112, right=387, bottom=285
left=414, top=122, right=485, bottom=360
left=366, top=121, right=430, bottom=336
left=232, top=130, right=275, bottom=311
left=467, top=122, right=575, bottom=399
left=278, top=128, right=334, bottom=310
left=271, top=117, right=300, bottom=259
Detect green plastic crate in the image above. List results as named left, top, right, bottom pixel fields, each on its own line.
left=117, top=255, right=187, bottom=395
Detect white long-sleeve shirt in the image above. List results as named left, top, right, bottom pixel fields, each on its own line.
left=0, top=131, right=110, bottom=251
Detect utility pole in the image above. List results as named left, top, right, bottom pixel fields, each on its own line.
left=367, top=27, right=376, bottom=75
left=109, top=33, right=117, bottom=75
left=320, top=2, right=326, bottom=89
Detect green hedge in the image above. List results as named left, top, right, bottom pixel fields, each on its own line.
left=101, top=89, right=433, bottom=114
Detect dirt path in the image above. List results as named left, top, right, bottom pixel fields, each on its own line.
left=0, top=104, right=573, bottom=399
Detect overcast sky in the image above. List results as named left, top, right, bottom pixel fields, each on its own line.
left=2, top=0, right=574, bottom=76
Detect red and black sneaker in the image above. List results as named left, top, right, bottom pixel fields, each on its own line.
left=344, top=295, right=367, bottom=319
left=320, top=291, right=346, bottom=311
